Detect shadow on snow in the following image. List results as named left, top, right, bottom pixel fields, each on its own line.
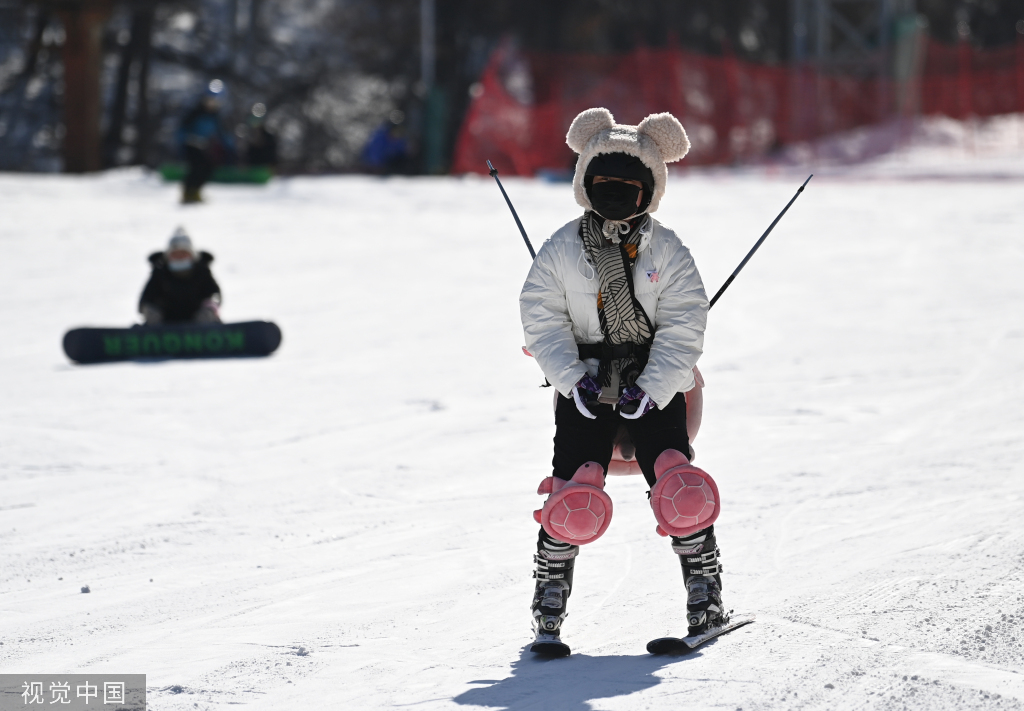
left=454, top=645, right=704, bottom=710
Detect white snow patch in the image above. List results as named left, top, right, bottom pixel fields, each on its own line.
left=1, top=159, right=1024, bottom=709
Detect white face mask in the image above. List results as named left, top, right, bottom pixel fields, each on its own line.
left=168, top=258, right=194, bottom=272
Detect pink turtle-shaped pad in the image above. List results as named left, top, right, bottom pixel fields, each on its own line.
left=533, top=462, right=613, bottom=545
left=649, top=449, right=720, bottom=537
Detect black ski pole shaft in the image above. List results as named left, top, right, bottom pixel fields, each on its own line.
left=708, top=174, right=812, bottom=310
left=487, top=160, right=536, bottom=260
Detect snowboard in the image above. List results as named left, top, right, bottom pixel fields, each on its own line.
left=158, top=163, right=273, bottom=184
left=647, top=614, right=755, bottom=655
left=62, top=321, right=282, bottom=364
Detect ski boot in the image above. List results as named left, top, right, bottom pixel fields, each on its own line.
left=530, top=529, right=577, bottom=658
left=181, top=186, right=203, bottom=204
left=673, top=525, right=726, bottom=636
left=648, top=525, right=754, bottom=654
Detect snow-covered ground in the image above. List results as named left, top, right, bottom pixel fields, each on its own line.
left=772, top=113, right=1024, bottom=180
left=2, top=156, right=1024, bottom=710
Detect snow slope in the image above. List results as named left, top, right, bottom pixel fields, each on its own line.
left=773, top=113, right=1024, bottom=180
left=2, top=165, right=1024, bottom=710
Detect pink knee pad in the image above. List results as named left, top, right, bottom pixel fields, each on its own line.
left=649, top=449, right=720, bottom=538
left=533, top=462, right=613, bottom=545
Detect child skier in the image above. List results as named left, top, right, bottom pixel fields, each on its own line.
left=139, top=228, right=222, bottom=325
left=520, top=108, right=723, bottom=657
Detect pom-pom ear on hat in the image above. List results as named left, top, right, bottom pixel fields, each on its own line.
left=637, top=113, right=690, bottom=163
left=566, top=108, right=616, bottom=153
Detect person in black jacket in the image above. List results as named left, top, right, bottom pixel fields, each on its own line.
left=245, top=111, right=278, bottom=168
left=139, top=228, right=222, bottom=325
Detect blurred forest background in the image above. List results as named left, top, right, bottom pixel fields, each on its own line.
left=0, top=0, right=1022, bottom=174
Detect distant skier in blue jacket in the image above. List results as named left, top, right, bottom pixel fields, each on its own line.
left=361, top=120, right=410, bottom=174
left=178, top=80, right=236, bottom=204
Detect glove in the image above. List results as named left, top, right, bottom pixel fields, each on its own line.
left=618, top=386, right=655, bottom=419
left=571, top=375, right=602, bottom=420
left=140, top=303, right=163, bottom=325
left=194, top=298, right=222, bottom=324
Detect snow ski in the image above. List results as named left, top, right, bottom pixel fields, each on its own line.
left=647, top=614, right=755, bottom=655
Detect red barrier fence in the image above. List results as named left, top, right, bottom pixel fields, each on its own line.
left=452, top=38, right=1024, bottom=175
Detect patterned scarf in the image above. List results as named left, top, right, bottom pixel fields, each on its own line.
left=579, top=212, right=655, bottom=393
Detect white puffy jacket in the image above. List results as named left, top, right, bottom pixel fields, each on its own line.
left=520, top=216, right=708, bottom=408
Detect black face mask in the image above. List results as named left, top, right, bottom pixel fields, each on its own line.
left=589, top=181, right=642, bottom=221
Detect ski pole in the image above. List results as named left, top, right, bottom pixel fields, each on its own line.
left=487, top=160, right=536, bottom=259
left=708, top=174, right=812, bottom=310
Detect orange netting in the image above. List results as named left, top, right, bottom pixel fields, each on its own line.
left=452, top=38, right=1024, bottom=175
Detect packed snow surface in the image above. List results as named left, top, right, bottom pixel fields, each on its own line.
left=2, top=161, right=1024, bottom=710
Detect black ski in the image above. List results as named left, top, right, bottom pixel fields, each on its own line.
left=647, top=614, right=755, bottom=655
left=531, top=635, right=571, bottom=658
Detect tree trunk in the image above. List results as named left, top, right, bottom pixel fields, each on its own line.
left=104, top=22, right=136, bottom=167
left=58, top=1, right=111, bottom=173
left=133, top=5, right=154, bottom=166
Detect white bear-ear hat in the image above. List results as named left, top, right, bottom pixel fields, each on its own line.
left=566, top=108, right=689, bottom=214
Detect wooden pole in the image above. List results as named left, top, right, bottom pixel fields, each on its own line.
left=57, top=1, right=110, bottom=172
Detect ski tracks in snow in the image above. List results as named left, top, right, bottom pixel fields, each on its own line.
left=2, top=172, right=1024, bottom=709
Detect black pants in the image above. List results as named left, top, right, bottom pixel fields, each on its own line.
left=552, top=391, right=691, bottom=488
left=184, top=145, right=215, bottom=190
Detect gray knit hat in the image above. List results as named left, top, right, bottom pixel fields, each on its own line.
left=166, top=227, right=195, bottom=255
